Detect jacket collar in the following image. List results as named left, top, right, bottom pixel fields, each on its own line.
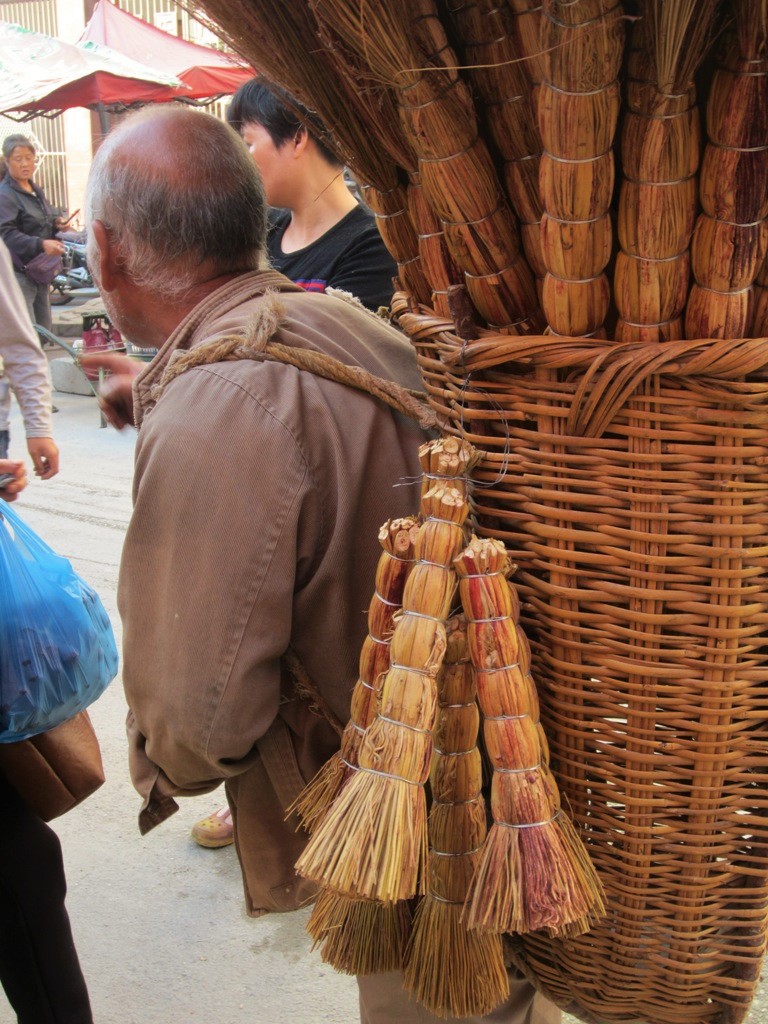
left=133, top=270, right=303, bottom=426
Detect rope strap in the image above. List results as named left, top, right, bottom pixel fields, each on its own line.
left=156, top=291, right=438, bottom=430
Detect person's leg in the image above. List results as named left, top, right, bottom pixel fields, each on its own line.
left=358, top=969, right=560, bottom=1024
left=32, top=284, right=53, bottom=333
left=0, top=773, right=93, bottom=1024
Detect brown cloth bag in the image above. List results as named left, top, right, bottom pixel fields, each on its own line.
left=0, top=710, right=105, bottom=821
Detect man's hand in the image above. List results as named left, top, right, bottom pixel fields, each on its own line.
left=79, top=351, right=143, bottom=430
left=0, top=460, right=27, bottom=501
left=27, top=437, right=59, bottom=479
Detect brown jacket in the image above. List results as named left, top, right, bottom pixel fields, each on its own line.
left=121, top=271, right=428, bottom=915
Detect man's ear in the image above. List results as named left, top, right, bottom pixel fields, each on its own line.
left=89, top=220, right=120, bottom=292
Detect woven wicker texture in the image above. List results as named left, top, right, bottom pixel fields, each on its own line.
left=394, top=296, right=768, bottom=1024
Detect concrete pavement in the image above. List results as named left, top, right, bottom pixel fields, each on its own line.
left=1, top=388, right=766, bottom=1024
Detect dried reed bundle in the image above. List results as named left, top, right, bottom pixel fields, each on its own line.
left=296, top=485, right=472, bottom=902
left=291, top=517, right=419, bottom=833
left=364, top=184, right=434, bottom=307
left=310, top=0, right=542, bottom=331
left=404, top=616, right=509, bottom=1017
left=444, top=0, right=545, bottom=284
left=754, top=256, right=768, bottom=337
left=615, top=0, right=719, bottom=342
left=508, top=0, right=546, bottom=86
left=686, top=7, right=768, bottom=339
left=306, top=891, right=413, bottom=975
left=407, top=176, right=465, bottom=318
left=418, top=436, right=481, bottom=495
left=538, top=0, right=625, bottom=337
left=455, top=537, right=605, bottom=936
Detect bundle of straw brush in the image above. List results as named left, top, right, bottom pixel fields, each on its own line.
left=292, top=440, right=604, bottom=1018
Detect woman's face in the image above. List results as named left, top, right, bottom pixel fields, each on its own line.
left=241, top=122, right=293, bottom=208
left=6, top=146, right=36, bottom=185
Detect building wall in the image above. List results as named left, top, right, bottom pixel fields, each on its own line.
left=0, top=0, right=71, bottom=210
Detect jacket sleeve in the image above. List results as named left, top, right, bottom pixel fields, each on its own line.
left=119, top=363, right=323, bottom=826
left=0, top=241, right=53, bottom=438
left=0, top=186, right=43, bottom=264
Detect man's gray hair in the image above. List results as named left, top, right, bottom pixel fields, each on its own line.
left=86, top=106, right=268, bottom=300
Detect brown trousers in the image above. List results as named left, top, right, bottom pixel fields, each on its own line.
left=358, top=970, right=561, bottom=1024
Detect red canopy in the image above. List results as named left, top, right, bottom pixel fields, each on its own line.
left=0, top=20, right=189, bottom=117
left=79, top=0, right=253, bottom=101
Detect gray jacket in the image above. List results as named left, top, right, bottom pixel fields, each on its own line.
left=0, top=239, right=53, bottom=437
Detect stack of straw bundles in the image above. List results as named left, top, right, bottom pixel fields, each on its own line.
left=296, top=441, right=477, bottom=902
left=509, top=0, right=546, bottom=87
left=455, top=537, right=606, bottom=936
left=537, top=0, right=624, bottom=338
left=444, top=1, right=546, bottom=291
left=404, top=615, right=509, bottom=1018
left=404, top=176, right=464, bottom=320
left=615, top=0, right=719, bottom=342
left=310, top=0, right=542, bottom=332
left=687, top=4, right=768, bottom=339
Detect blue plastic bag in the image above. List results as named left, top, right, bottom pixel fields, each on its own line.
left=0, top=500, right=118, bottom=742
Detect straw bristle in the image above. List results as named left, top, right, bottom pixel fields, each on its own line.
left=290, top=516, right=419, bottom=832
left=290, top=753, right=346, bottom=834
left=462, top=813, right=605, bottom=937
left=538, top=0, right=624, bottom=337
left=642, top=0, right=720, bottom=93
left=295, top=766, right=430, bottom=901
left=687, top=32, right=768, bottom=339
left=307, top=891, right=413, bottom=975
left=297, top=474, right=474, bottom=903
left=404, top=897, right=510, bottom=1017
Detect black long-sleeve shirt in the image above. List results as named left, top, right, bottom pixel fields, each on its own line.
left=0, top=176, right=56, bottom=267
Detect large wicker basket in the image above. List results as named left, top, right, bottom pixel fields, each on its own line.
left=395, top=295, right=768, bottom=1024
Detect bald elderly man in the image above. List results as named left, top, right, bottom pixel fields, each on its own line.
left=82, top=106, right=560, bottom=1024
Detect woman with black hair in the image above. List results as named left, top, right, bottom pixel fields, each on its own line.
left=225, top=77, right=397, bottom=313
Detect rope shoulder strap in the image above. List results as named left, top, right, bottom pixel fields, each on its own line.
left=153, top=289, right=438, bottom=430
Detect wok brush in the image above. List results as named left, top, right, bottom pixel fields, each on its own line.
left=296, top=484, right=471, bottom=902
left=444, top=0, right=545, bottom=287
left=455, top=537, right=605, bottom=936
left=307, top=890, right=413, bottom=975
left=290, top=516, right=419, bottom=833
left=404, top=615, right=509, bottom=1017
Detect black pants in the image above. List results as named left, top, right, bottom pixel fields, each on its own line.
left=0, top=773, right=93, bottom=1023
